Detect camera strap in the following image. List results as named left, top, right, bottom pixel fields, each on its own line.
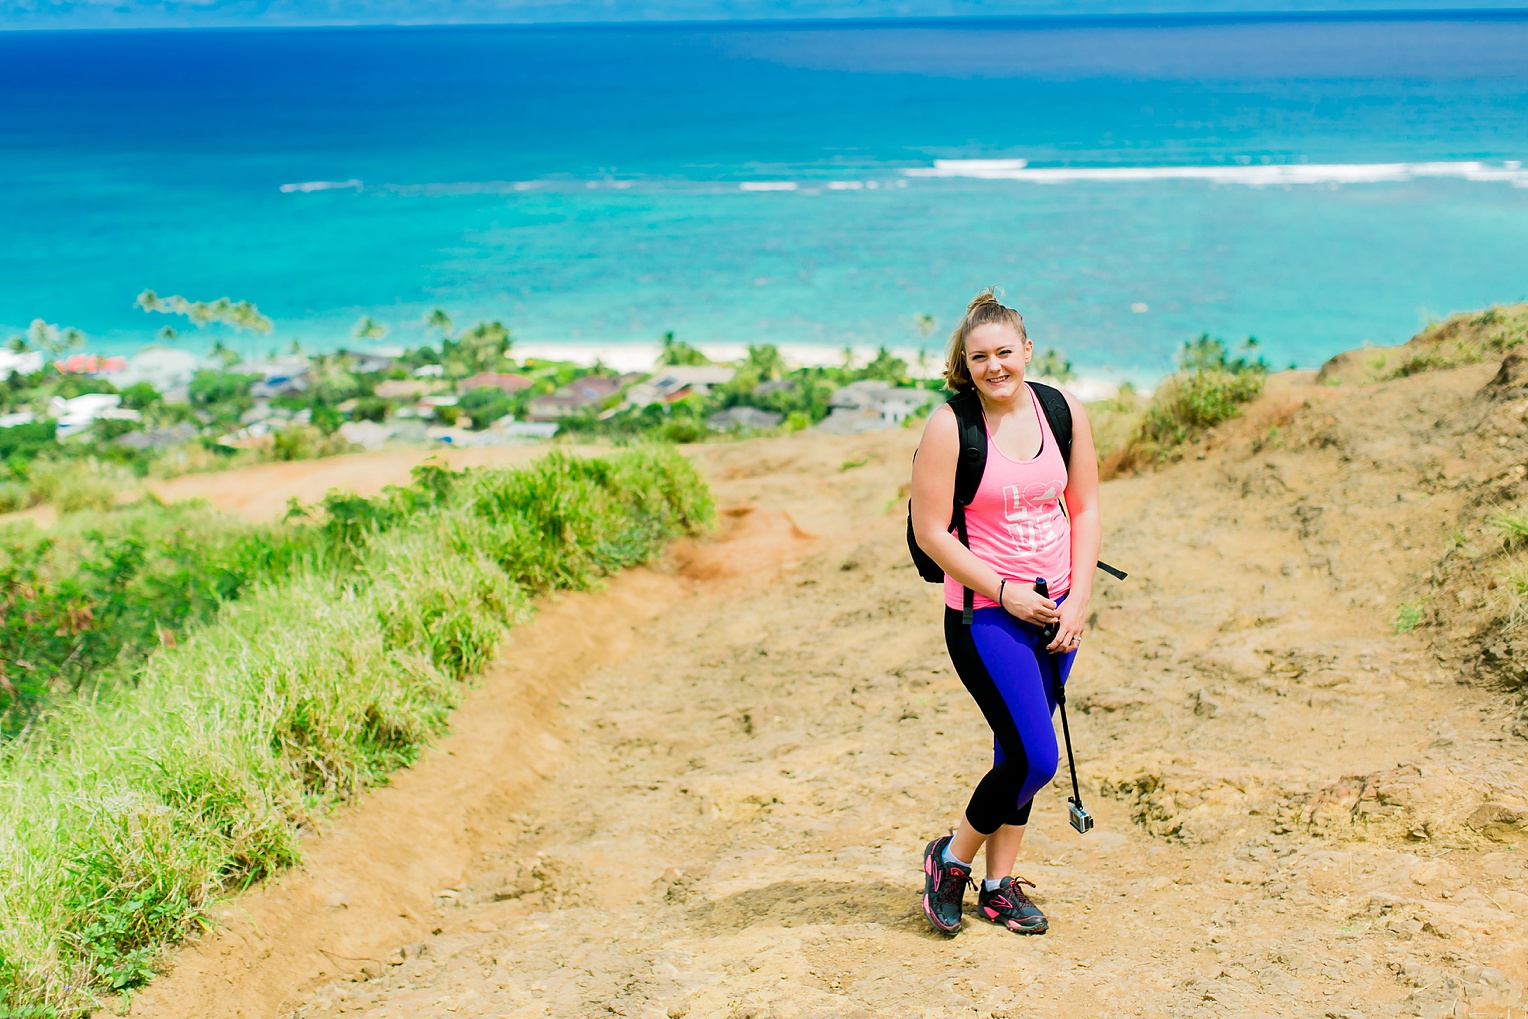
left=1054, top=670, right=1085, bottom=814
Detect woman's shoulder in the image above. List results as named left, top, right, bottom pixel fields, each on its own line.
left=915, top=399, right=960, bottom=456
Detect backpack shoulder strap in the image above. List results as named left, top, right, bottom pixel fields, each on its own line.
left=947, top=388, right=987, bottom=508
left=1024, top=380, right=1129, bottom=581
left=1026, top=379, right=1072, bottom=468
left=945, top=389, right=988, bottom=624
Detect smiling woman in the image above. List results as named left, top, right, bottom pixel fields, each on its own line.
left=908, top=288, right=1102, bottom=937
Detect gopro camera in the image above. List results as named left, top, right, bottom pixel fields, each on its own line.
left=1068, top=797, right=1094, bottom=834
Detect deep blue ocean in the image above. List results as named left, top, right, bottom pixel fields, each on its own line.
left=2, top=14, right=1527, bottom=377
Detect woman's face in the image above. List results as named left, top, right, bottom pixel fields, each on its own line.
left=964, top=323, right=1032, bottom=402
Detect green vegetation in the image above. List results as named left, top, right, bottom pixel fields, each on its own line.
left=1393, top=601, right=1426, bottom=634
left=0, top=447, right=711, bottom=1017
left=1101, top=336, right=1268, bottom=473
left=588, top=342, right=933, bottom=442
left=1385, top=304, right=1528, bottom=379
left=657, top=331, right=709, bottom=367
left=3, top=294, right=936, bottom=515
left=0, top=502, right=318, bottom=737
left=1316, top=304, right=1528, bottom=384
left=135, top=291, right=273, bottom=335
left=1031, top=348, right=1075, bottom=382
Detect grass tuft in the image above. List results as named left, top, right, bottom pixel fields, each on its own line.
left=1102, top=336, right=1267, bottom=475
left=1393, top=601, right=1426, bottom=634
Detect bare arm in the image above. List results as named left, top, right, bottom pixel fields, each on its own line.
left=910, top=404, right=1058, bottom=626
left=1049, top=390, right=1102, bottom=650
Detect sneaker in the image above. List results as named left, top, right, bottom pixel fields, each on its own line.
left=921, top=835, right=971, bottom=934
left=977, top=876, right=1048, bottom=935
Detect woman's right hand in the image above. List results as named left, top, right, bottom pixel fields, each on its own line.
left=999, top=583, right=1059, bottom=627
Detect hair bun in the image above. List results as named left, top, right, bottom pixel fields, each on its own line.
left=966, top=288, right=1002, bottom=313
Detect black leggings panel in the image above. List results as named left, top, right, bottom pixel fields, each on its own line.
left=945, top=609, right=1035, bottom=832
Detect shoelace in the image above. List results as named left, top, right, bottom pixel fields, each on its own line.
left=936, top=861, right=971, bottom=905
left=989, top=877, right=1039, bottom=911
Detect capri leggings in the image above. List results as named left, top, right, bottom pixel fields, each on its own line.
left=944, top=602, right=1077, bottom=835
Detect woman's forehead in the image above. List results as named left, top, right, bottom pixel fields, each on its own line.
left=966, top=323, right=1024, bottom=351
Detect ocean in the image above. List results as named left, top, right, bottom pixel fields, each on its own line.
left=2, top=13, right=1526, bottom=379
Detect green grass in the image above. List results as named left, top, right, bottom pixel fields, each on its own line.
left=1393, top=601, right=1426, bottom=634
left=0, top=446, right=711, bottom=1018
left=1492, top=508, right=1528, bottom=550
left=1, top=502, right=322, bottom=738
left=1103, top=337, right=1267, bottom=474
left=1371, top=304, right=1528, bottom=381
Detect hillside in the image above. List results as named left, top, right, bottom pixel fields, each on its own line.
left=116, top=350, right=1528, bottom=1019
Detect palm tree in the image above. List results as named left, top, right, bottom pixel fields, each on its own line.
left=745, top=344, right=785, bottom=381
left=425, top=308, right=454, bottom=337
left=354, top=316, right=387, bottom=341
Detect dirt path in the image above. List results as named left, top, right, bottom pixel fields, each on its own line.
left=148, top=443, right=600, bottom=521
left=131, top=377, right=1527, bottom=1019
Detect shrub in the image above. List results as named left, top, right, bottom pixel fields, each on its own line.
left=1109, top=337, right=1266, bottom=471
left=25, top=458, right=138, bottom=513
left=1361, top=304, right=1528, bottom=381
left=0, top=502, right=319, bottom=735
left=456, top=387, right=512, bottom=430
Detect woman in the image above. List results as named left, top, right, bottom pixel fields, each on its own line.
left=910, top=289, right=1101, bottom=936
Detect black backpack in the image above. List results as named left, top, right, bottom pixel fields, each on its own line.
left=906, top=380, right=1126, bottom=623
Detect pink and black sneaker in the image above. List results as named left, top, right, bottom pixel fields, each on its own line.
left=977, top=876, right=1048, bottom=935
left=921, top=835, right=971, bottom=934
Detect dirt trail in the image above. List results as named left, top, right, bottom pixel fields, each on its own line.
left=131, top=370, right=1527, bottom=1019
left=148, top=443, right=599, bottom=521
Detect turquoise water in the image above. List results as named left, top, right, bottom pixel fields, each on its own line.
left=1, top=14, right=1526, bottom=376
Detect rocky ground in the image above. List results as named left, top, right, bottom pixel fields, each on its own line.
left=128, top=363, right=1527, bottom=1019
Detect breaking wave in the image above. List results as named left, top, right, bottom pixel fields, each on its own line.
left=902, top=159, right=1528, bottom=186
left=278, top=179, right=364, bottom=193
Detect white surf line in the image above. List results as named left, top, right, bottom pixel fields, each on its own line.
left=903, top=159, right=1528, bottom=186
left=278, top=179, right=364, bottom=193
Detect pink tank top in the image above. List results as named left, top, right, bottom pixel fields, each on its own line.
left=943, top=385, right=1072, bottom=611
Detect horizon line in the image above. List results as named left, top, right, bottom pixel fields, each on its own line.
left=4, top=6, right=1528, bottom=33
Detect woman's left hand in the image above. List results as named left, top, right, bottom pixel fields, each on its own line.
left=1047, top=597, right=1087, bottom=654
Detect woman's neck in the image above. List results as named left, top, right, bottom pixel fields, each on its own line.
left=977, top=380, right=1029, bottom=417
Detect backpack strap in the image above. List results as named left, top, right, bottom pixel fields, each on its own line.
left=947, top=389, right=988, bottom=624
left=1026, top=380, right=1072, bottom=467
left=1025, top=379, right=1130, bottom=582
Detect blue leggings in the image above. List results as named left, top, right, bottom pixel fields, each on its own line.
left=944, top=604, right=1076, bottom=835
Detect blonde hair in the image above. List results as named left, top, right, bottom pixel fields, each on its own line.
left=943, top=288, right=1027, bottom=391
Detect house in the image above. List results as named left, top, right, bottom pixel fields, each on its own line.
left=241, top=359, right=311, bottom=399
left=48, top=393, right=140, bottom=438
left=526, top=375, right=631, bottom=420
left=349, top=352, right=395, bottom=374
left=106, top=348, right=202, bottom=396
left=622, top=365, right=737, bottom=409
left=707, top=406, right=783, bottom=431
left=375, top=379, right=431, bottom=400
left=814, top=380, right=937, bottom=435
left=0, top=350, right=43, bottom=378
left=461, top=372, right=534, bottom=394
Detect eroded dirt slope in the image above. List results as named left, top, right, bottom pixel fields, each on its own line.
left=132, top=368, right=1527, bottom=1019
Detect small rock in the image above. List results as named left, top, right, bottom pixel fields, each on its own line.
left=326, top=891, right=350, bottom=909
left=469, top=919, right=498, bottom=933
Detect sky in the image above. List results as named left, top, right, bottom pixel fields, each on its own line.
left=3, top=0, right=1526, bottom=30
